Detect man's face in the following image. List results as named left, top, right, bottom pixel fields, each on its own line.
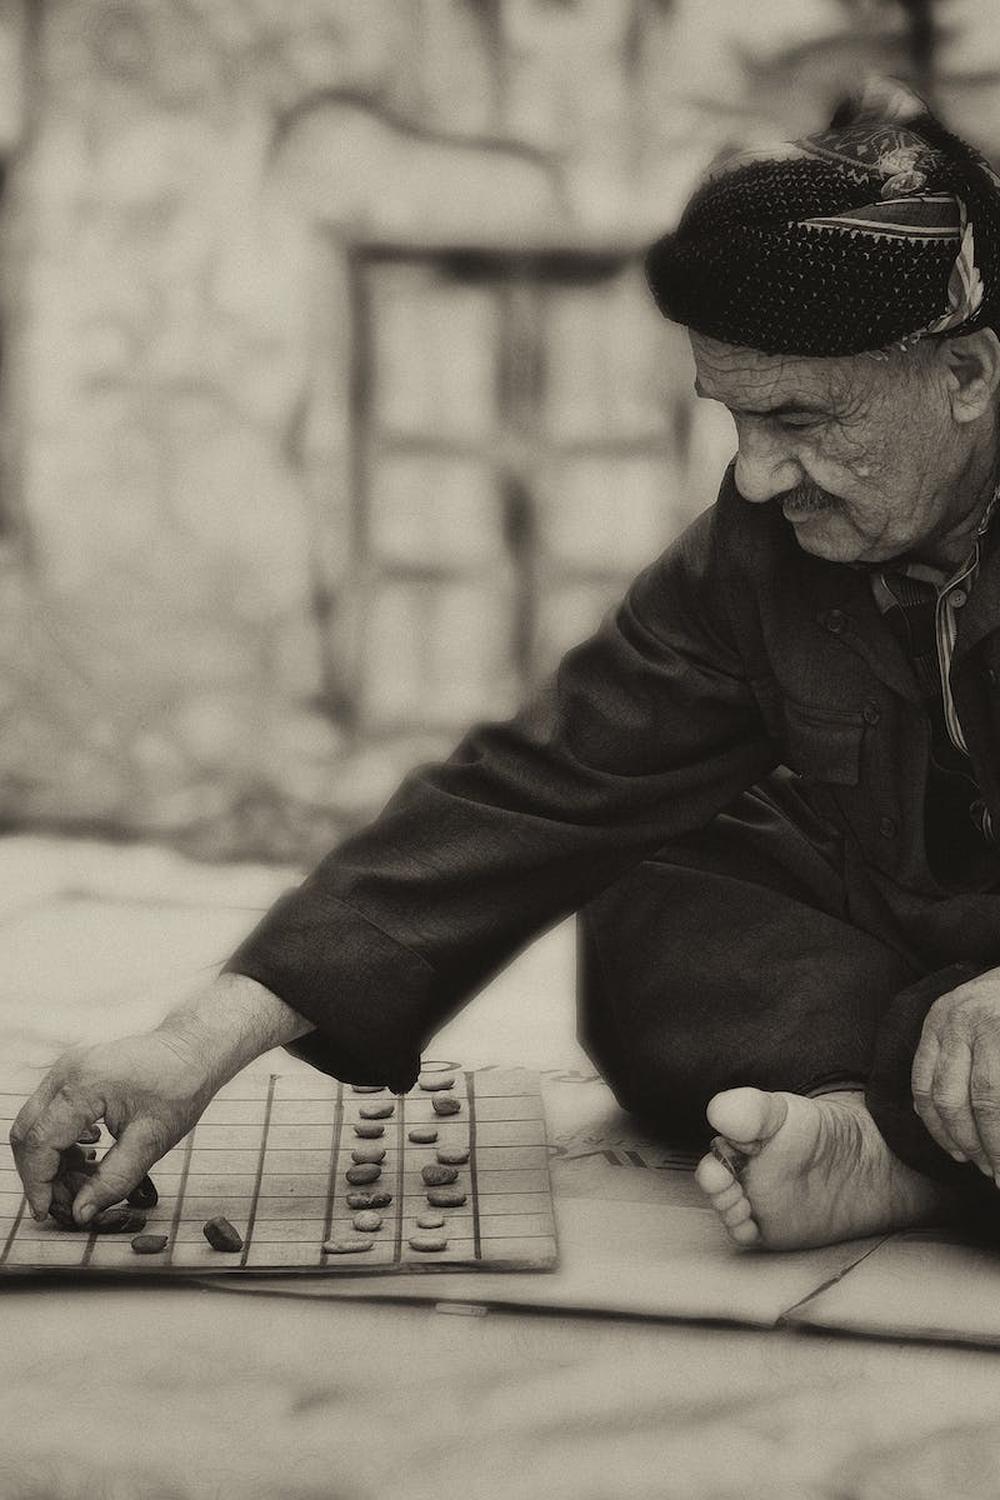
left=690, top=332, right=976, bottom=565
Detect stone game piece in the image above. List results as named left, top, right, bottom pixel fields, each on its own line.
left=408, top=1127, right=438, bottom=1144
left=432, top=1096, right=462, bottom=1116
left=93, top=1206, right=147, bottom=1235
left=346, top=1191, right=393, bottom=1210
left=350, top=1148, right=386, bottom=1165
left=426, top=1188, right=467, bottom=1208
left=416, top=1212, right=445, bottom=1230
left=421, top=1164, right=459, bottom=1187
left=131, top=1234, right=168, bottom=1255
left=352, top=1211, right=383, bottom=1233
left=418, top=1076, right=456, bottom=1092
left=345, top=1164, right=381, bottom=1185
left=350, top=1085, right=384, bottom=1094
left=359, top=1102, right=395, bottom=1120
left=436, top=1148, right=470, bottom=1166
left=76, top=1125, right=101, bottom=1145
left=354, top=1123, right=385, bottom=1139
left=127, top=1175, right=158, bottom=1210
left=203, top=1216, right=243, bottom=1252
left=408, top=1233, right=448, bottom=1253
left=323, top=1237, right=374, bottom=1254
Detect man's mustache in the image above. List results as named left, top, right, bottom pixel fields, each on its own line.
left=778, top=483, right=839, bottom=512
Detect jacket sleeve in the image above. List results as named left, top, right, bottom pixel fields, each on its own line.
left=225, top=498, right=778, bottom=1089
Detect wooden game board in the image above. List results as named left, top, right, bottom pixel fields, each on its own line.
left=0, top=1067, right=557, bottom=1275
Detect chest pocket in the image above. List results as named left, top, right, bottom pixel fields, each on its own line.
left=782, top=699, right=865, bottom=786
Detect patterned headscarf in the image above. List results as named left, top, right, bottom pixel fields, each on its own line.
left=644, top=79, right=1000, bottom=356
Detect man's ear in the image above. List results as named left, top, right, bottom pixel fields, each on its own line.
left=944, top=328, right=1000, bottom=423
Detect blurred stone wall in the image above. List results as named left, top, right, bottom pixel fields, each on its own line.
left=0, top=0, right=983, bottom=861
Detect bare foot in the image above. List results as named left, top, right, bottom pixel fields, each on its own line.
left=694, top=1086, right=957, bottom=1250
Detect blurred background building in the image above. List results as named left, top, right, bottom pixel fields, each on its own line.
left=0, top=0, right=993, bottom=862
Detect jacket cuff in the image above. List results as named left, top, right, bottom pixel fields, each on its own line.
left=223, top=889, right=437, bottom=1093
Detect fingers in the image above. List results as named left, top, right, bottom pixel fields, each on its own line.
left=72, top=1119, right=166, bottom=1222
left=912, top=1031, right=959, bottom=1161
left=930, top=1037, right=990, bottom=1170
left=969, top=1040, right=1000, bottom=1180
left=9, top=1081, right=103, bottom=1221
left=913, top=1023, right=1000, bottom=1179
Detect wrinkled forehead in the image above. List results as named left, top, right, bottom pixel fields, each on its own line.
left=689, top=331, right=867, bottom=410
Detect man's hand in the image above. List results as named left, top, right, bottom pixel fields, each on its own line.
left=912, top=967, right=1000, bottom=1180
left=10, top=1029, right=216, bottom=1223
left=10, top=972, right=312, bottom=1224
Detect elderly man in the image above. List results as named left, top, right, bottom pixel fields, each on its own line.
left=14, top=81, right=1000, bottom=1252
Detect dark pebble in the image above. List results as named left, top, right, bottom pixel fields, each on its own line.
left=131, top=1234, right=168, bottom=1255
left=76, top=1125, right=101, bottom=1145
left=432, top=1097, right=462, bottom=1116
left=127, top=1175, right=158, bottom=1210
left=93, top=1206, right=148, bottom=1235
left=408, top=1128, right=438, bottom=1144
left=418, top=1076, right=456, bottom=1092
left=421, top=1164, right=459, bottom=1186
left=203, top=1216, right=244, bottom=1252
left=346, top=1190, right=393, bottom=1210
left=354, top=1123, right=386, bottom=1139
left=350, top=1084, right=385, bottom=1094
left=345, top=1164, right=381, bottom=1185
left=426, top=1188, right=467, bottom=1207
left=323, top=1237, right=374, bottom=1254
left=351, top=1148, right=386, bottom=1165
left=436, top=1148, right=470, bottom=1166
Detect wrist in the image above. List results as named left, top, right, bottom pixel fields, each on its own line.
left=157, top=971, right=313, bottom=1089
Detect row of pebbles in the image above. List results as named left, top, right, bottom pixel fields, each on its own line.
left=322, top=1074, right=468, bottom=1257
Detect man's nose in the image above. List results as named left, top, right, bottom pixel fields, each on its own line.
left=734, top=424, right=802, bottom=504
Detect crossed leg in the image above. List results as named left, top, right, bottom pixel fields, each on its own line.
left=578, top=778, right=963, bottom=1249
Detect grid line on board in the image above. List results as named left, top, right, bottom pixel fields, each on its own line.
left=164, top=1130, right=197, bottom=1266
left=239, top=1073, right=276, bottom=1267
left=466, top=1070, right=482, bottom=1262
left=0, top=1194, right=26, bottom=1265
left=392, top=1088, right=406, bottom=1266
left=320, top=1081, right=345, bottom=1253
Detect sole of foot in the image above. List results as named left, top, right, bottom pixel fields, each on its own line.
left=694, top=1086, right=955, bottom=1251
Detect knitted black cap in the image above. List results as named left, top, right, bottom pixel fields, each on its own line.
left=645, top=79, right=1000, bottom=356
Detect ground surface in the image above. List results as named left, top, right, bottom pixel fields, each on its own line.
left=4, top=834, right=1000, bottom=1499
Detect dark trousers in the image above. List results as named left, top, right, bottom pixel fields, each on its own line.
left=578, top=771, right=999, bottom=1218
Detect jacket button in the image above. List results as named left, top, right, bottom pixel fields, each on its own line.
left=825, top=609, right=847, bottom=634
left=863, top=702, right=881, bottom=726
left=879, top=816, right=897, bottom=839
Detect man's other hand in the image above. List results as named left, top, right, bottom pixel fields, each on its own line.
left=912, top=968, right=1000, bottom=1180
left=10, top=1029, right=215, bottom=1224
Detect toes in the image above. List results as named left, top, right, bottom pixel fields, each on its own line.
left=706, top=1087, right=788, bottom=1150
left=722, top=1195, right=752, bottom=1227
left=728, top=1217, right=760, bottom=1246
left=713, top=1181, right=745, bottom=1214
left=695, top=1153, right=734, bottom=1196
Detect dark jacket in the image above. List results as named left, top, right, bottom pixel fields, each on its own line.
left=228, top=465, right=1000, bottom=1088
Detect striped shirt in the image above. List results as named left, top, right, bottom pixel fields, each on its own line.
left=869, top=485, right=1000, bottom=873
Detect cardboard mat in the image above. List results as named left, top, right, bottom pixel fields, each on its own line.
left=208, top=1070, right=1000, bottom=1346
